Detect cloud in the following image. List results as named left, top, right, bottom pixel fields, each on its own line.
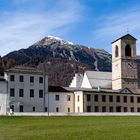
left=0, top=0, right=83, bottom=56
left=94, top=12, right=140, bottom=36
left=92, top=9, right=140, bottom=55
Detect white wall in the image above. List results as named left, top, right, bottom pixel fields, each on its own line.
left=45, top=92, right=74, bottom=113
left=69, top=75, right=77, bottom=87
left=74, top=91, right=83, bottom=112
left=13, top=112, right=140, bottom=116
left=69, top=74, right=83, bottom=88
left=5, top=72, right=48, bottom=113
left=0, top=81, right=7, bottom=115
left=81, top=73, right=91, bottom=88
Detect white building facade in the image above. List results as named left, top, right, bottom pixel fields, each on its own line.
left=2, top=67, right=48, bottom=114
left=0, top=79, right=7, bottom=115
left=1, top=34, right=140, bottom=115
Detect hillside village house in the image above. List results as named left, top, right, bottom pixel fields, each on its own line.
left=1, top=34, right=140, bottom=114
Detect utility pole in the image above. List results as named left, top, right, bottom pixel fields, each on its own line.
left=43, top=62, right=49, bottom=116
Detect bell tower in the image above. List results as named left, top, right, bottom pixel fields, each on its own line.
left=112, top=34, right=138, bottom=92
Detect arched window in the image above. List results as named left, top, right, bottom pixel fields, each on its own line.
left=115, top=45, right=119, bottom=57
left=125, top=44, right=131, bottom=56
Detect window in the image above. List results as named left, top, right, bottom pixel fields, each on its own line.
left=95, top=106, right=99, bottom=112
left=56, top=107, right=59, bottom=112
left=39, top=90, right=43, bottom=98
left=77, top=95, right=80, bottom=102
left=10, top=88, right=15, bottom=97
left=123, top=96, right=127, bottom=103
left=102, top=95, right=106, bottom=102
left=19, top=89, right=24, bottom=97
left=94, top=95, right=98, bottom=102
left=10, top=105, right=14, bottom=112
left=68, top=108, right=70, bottom=112
left=116, top=106, right=121, bottom=112
left=130, top=96, right=134, bottom=103
left=115, top=45, right=119, bottom=57
left=137, top=97, right=140, bottom=103
left=45, top=107, right=47, bottom=112
left=124, top=107, right=127, bottom=112
left=109, top=106, right=113, bottom=112
left=19, top=75, right=24, bottom=82
left=137, top=108, right=140, bottom=112
left=67, top=95, right=71, bottom=101
left=30, top=76, right=34, bottom=83
left=102, top=106, right=106, bottom=112
left=30, top=89, right=34, bottom=97
left=39, top=77, right=43, bottom=83
left=33, top=107, right=35, bottom=112
left=0, top=73, right=4, bottom=76
left=87, top=94, right=91, bottom=102
left=131, top=107, right=134, bottom=112
left=19, top=105, right=24, bottom=112
left=56, top=95, right=59, bottom=101
left=125, top=44, right=131, bottom=56
left=109, top=95, right=113, bottom=102
left=10, top=75, right=15, bottom=81
left=116, top=96, right=120, bottom=102
left=87, top=106, right=91, bottom=112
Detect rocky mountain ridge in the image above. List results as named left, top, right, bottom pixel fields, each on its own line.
left=3, top=36, right=112, bottom=86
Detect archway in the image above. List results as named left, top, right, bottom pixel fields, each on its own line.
left=125, top=44, right=131, bottom=56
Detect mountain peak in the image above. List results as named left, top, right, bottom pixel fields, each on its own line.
left=47, top=35, right=64, bottom=41
left=4, top=36, right=112, bottom=86
left=33, top=35, right=74, bottom=46
left=47, top=35, right=74, bottom=45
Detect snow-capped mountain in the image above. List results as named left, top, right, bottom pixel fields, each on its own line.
left=34, top=35, right=74, bottom=46
left=3, top=36, right=112, bottom=86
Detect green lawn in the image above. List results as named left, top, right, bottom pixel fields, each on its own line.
left=0, top=116, right=140, bottom=140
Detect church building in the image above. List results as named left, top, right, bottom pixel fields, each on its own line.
left=69, top=34, right=140, bottom=112
left=0, top=34, right=140, bottom=115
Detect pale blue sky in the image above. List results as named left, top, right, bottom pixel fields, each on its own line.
left=0, top=0, right=140, bottom=56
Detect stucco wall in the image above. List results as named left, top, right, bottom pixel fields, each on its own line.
left=45, top=92, right=74, bottom=112
left=74, top=91, right=83, bottom=112
left=0, top=81, right=7, bottom=115
left=5, top=72, right=48, bottom=112
left=83, top=92, right=140, bottom=112
left=81, top=73, right=91, bottom=88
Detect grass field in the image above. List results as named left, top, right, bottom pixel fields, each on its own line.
left=0, top=116, right=140, bottom=140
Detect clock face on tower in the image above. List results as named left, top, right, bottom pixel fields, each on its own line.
left=123, top=61, right=137, bottom=78
left=125, top=61, right=136, bottom=69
